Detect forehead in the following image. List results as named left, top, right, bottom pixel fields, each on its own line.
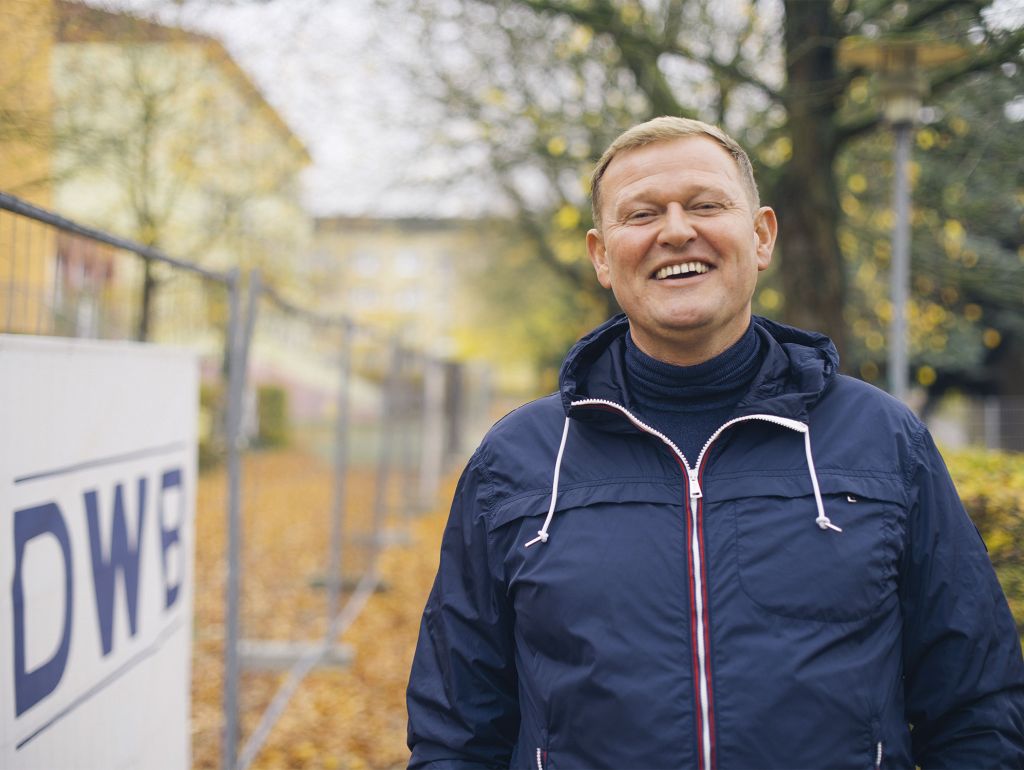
left=601, top=136, right=745, bottom=209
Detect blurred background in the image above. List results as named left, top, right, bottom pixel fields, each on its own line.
left=1, top=0, right=1022, bottom=768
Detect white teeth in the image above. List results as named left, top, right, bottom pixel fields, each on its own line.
left=655, top=261, right=709, bottom=280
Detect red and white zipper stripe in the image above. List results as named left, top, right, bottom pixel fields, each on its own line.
left=564, top=399, right=830, bottom=770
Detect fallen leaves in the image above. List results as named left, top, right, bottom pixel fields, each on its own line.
left=189, top=445, right=1024, bottom=769
left=192, top=447, right=451, bottom=769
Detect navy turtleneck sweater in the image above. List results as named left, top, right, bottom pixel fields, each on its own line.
left=625, top=322, right=765, bottom=465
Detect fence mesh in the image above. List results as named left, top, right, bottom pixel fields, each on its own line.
left=0, top=191, right=491, bottom=770
left=7, top=190, right=1018, bottom=769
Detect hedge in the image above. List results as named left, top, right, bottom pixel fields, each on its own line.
left=946, top=447, right=1024, bottom=629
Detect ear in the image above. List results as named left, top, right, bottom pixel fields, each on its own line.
left=753, top=207, right=777, bottom=271
left=587, top=228, right=613, bottom=289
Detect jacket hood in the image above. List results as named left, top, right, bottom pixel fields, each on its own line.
left=558, top=313, right=839, bottom=424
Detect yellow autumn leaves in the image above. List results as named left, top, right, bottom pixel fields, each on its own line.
left=947, top=446, right=1024, bottom=628
left=190, top=445, right=1024, bottom=768
left=192, top=448, right=454, bottom=770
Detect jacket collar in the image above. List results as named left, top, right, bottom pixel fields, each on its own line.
left=559, top=313, right=839, bottom=425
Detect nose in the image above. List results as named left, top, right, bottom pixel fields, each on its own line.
left=658, top=202, right=697, bottom=248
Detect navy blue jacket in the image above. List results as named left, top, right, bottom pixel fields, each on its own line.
left=407, top=315, right=1024, bottom=769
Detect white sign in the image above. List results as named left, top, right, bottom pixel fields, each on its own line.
left=0, top=335, right=197, bottom=770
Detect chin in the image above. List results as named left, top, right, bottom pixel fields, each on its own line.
left=655, top=312, right=712, bottom=332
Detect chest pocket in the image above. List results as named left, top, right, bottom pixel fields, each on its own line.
left=722, top=473, right=906, bottom=622
left=488, top=481, right=690, bottom=640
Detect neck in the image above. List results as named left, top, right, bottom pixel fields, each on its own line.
left=623, top=321, right=765, bottom=460
left=629, top=318, right=751, bottom=367
left=625, top=322, right=761, bottom=393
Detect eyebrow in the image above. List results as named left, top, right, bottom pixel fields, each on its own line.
left=613, top=183, right=734, bottom=213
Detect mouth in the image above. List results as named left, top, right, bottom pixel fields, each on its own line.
left=652, top=261, right=711, bottom=281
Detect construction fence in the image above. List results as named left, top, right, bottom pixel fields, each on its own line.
left=0, top=191, right=493, bottom=770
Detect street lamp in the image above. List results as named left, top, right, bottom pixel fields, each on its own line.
left=839, top=37, right=966, bottom=402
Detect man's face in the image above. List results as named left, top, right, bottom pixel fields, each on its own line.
left=587, top=136, right=777, bottom=365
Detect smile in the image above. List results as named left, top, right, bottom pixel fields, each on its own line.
left=653, top=261, right=710, bottom=280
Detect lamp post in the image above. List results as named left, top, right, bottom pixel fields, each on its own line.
left=839, top=38, right=965, bottom=402
left=878, top=45, right=925, bottom=403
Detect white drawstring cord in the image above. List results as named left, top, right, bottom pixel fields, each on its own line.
left=522, top=410, right=837, bottom=543
left=525, top=416, right=571, bottom=547
left=803, top=429, right=841, bottom=532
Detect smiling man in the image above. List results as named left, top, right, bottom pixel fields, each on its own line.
left=407, top=117, right=1024, bottom=770
left=586, top=121, right=774, bottom=367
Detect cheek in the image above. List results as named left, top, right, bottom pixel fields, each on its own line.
left=606, top=243, right=647, bottom=274
left=732, top=263, right=762, bottom=298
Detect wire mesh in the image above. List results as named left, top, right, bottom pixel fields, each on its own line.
left=0, top=191, right=493, bottom=770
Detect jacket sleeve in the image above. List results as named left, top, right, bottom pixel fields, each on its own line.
left=407, top=448, right=520, bottom=770
left=900, top=426, right=1024, bottom=768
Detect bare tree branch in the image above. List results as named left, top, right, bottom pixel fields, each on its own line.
left=836, top=110, right=883, bottom=144
left=896, top=0, right=984, bottom=32
left=928, top=28, right=1024, bottom=96
left=517, top=0, right=780, bottom=108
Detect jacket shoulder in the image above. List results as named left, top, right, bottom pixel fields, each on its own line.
left=812, top=374, right=929, bottom=486
left=471, top=393, right=568, bottom=506
left=824, top=374, right=924, bottom=428
left=485, top=392, right=566, bottom=440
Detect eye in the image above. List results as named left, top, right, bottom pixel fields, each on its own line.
left=692, top=200, right=723, bottom=212
left=625, top=209, right=655, bottom=222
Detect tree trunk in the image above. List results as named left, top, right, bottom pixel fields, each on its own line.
left=776, top=0, right=848, bottom=364
left=137, top=257, right=155, bottom=342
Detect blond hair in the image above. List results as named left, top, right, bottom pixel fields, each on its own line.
left=590, top=116, right=760, bottom=228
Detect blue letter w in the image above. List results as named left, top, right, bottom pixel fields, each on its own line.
left=84, top=479, right=146, bottom=656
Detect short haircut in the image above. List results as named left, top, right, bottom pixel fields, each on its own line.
left=590, top=116, right=760, bottom=229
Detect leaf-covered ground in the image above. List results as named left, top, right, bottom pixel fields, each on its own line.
left=192, top=448, right=450, bottom=769
left=190, top=445, right=1024, bottom=769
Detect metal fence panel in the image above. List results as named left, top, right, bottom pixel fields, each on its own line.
left=0, top=191, right=491, bottom=770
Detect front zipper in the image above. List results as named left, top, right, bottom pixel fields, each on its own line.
left=870, top=716, right=883, bottom=770
left=688, top=466, right=712, bottom=770
left=570, top=398, right=814, bottom=770
left=535, top=746, right=544, bottom=770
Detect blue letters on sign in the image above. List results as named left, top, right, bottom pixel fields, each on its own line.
left=12, top=503, right=74, bottom=717
left=10, top=465, right=186, bottom=720
left=159, top=469, right=183, bottom=610
left=84, top=479, right=147, bottom=656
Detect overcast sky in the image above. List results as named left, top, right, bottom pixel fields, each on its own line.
left=96, top=0, right=470, bottom=217
left=86, top=0, right=1024, bottom=217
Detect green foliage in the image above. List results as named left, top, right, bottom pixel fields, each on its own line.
left=454, top=221, right=611, bottom=391
left=389, top=0, right=1022, bottom=387
left=199, top=382, right=224, bottom=471
left=837, top=67, right=1023, bottom=394
left=256, top=385, right=290, bottom=448
left=947, top=447, right=1024, bottom=629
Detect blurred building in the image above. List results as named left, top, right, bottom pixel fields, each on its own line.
left=0, top=0, right=57, bottom=332
left=312, top=216, right=494, bottom=358
left=52, top=0, right=313, bottom=280
left=0, top=0, right=54, bottom=205
left=1, top=0, right=313, bottom=339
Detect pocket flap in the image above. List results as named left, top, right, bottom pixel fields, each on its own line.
left=706, top=471, right=907, bottom=507
left=490, top=480, right=682, bottom=530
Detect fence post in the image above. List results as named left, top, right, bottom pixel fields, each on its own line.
left=369, top=336, right=402, bottom=571
left=398, top=347, right=418, bottom=525
left=984, top=396, right=1002, bottom=450
left=5, top=213, right=15, bottom=330
left=222, top=269, right=260, bottom=770
left=444, top=361, right=465, bottom=463
left=326, top=320, right=353, bottom=628
left=419, top=356, right=445, bottom=511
